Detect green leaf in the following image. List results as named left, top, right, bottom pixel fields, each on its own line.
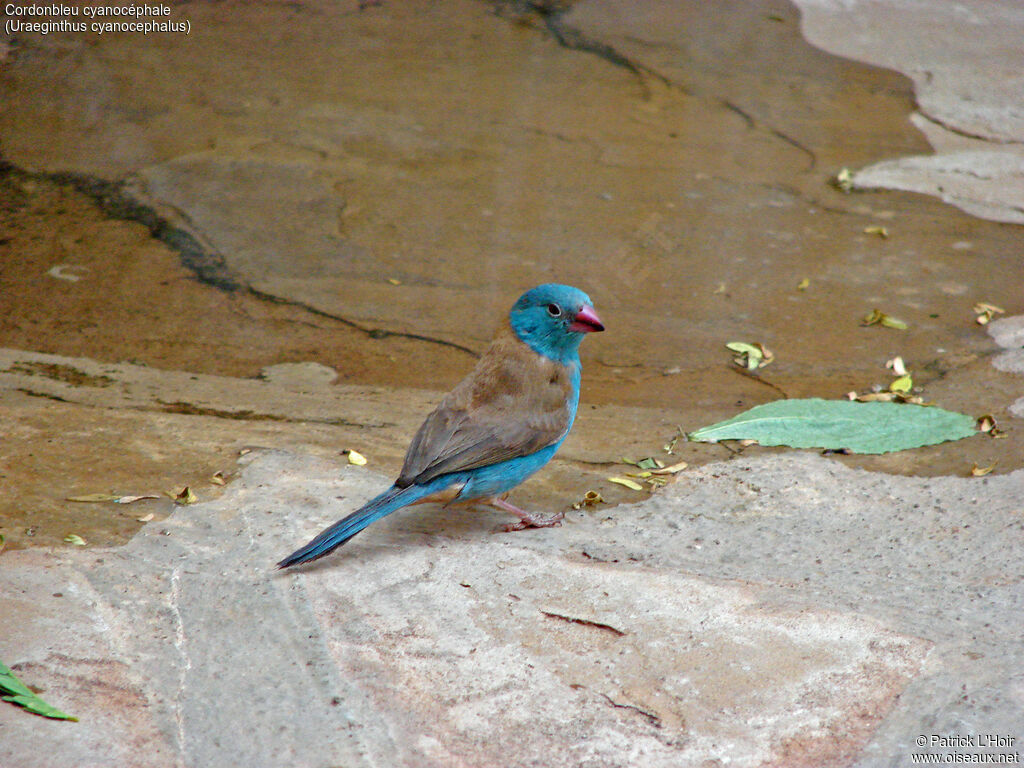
left=0, top=661, right=77, bottom=721
left=688, top=398, right=976, bottom=454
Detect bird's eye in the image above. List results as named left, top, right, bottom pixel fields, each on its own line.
left=546, top=303, right=562, bottom=317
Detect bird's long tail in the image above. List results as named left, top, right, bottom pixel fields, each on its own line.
left=276, top=483, right=435, bottom=568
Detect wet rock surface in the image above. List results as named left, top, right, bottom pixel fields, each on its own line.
left=2, top=0, right=1023, bottom=765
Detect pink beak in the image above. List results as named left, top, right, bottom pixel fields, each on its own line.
left=568, top=304, right=605, bottom=333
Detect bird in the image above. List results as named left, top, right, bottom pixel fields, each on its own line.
left=277, top=283, right=604, bottom=568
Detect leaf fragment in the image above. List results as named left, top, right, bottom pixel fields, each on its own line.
left=572, top=490, right=605, bottom=510
left=886, top=356, right=908, bottom=376
left=973, top=302, right=1004, bottom=325
left=136, top=513, right=155, bottom=523
left=0, top=534, right=5, bottom=555
left=862, top=308, right=907, bottom=330
left=971, top=462, right=996, bottom=477
left=889, top=374, right=913, bottom=394
left=976, top=414, right=1006, bottom=438
left=387, top=278, right=401, bottom=286
left=863, top=225, right=889, bottom=238
left=0, top=661, right=77, bottom=721
left=63, top=534, right=86, bottom=546
left=113, top=495, right=161, bottom=504
left=343, top=449, right=367, bottom=466
left=66, top=493, right=121, bottom=503
left=608, top=476, right=644, bottom=491
left=651, top=461, right=688, bottom=475
left=836, top=167, right=854, bottom=192
left=210, top=471, right=226, bottom=486
left=726, top=341, right=774, bottom=371
left=168, top=487, right=197, bottom=505
left=796, top=278, right=810, bottom=291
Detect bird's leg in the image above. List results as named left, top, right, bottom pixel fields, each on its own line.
left=486, top=496, right=564, bottom=532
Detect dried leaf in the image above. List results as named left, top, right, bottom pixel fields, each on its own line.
left=66, top=493, right=121, bottom=503
left=387, top=278, right=401, bottom=286
left=344, top=449, right=367, bottom=466
left=635, top=457, right=662, bottom=470
left=572, top=490, right=605, bottom=510
left=836, top=167, right=854, bottom=193
left=862, top=308, right=907, bottom=330
left=136, top=513, right=155, bottom=523
left=854, top=392, right=896, bottom=402
left=713, top=282, right=727, bottom=295
left=886, top=356, right=908, bottom=376
left=113, top=495, right=161, bottom=504
left=726, top=341, right=774, bottom=371
left=971, top=462, right=996, bottom=477
left=608, top=476, right=644, bottom=491
left=973, top=302, right=1004, bottom=325
left=169, top=487, right=197, bottom=505
left=864, top=225, right=889, bottom=238
left=63, top=534, right=86, bottom=546
left=796, top=277, right=810, bottom=291
left=651, top=461, right=688, bottom=475
left=976, top=414, right=1006, bottom=438
left=210, top=471, right=226, bottom=486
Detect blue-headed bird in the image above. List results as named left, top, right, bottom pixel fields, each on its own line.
left=277, top=284, right=604, bottom=568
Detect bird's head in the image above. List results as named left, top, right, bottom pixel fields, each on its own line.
left=509, top=283, right=604, bottom=362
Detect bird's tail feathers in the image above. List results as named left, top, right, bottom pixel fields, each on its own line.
left=277, top=483, right=430, bottom=568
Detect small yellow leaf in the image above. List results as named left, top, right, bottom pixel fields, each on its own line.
left=66, top=493, right=121, bottom=503
left=651, top=461, right=688, bottom=475
left=572, top=490, right=605, bottom=510
left=387, top=278, right=401, bottom=286
left=889, top=374, right=913, bottom=393
left=169, top=487, right=197, bottom=505
left=210, top=471, right=226, bottom=486
left=862, top=308, right=907, bottom=330
left=713, top=282, right=727, bottom=295
left=796, top=278, right=810, bottom=291
left=970, top=462, right=996, bottom=477
left=344, top=450, right=367, bottom=466
left=608, top=476, right=644, bottom=491
left=64, top=534, right=86, bottom=546
left=864, top=225, right=889, bottom=238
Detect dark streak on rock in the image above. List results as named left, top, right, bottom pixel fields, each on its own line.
left=0, top=159, right=480, bottom=359
left=246, top=287, right=480, bottom=358
left=541, top=609, right=627, bottom=636
left=599, top=693, right=663, bottom=728
left=156, top=400, right=388, bottom=428
left=488, top=3, right=818, bottom=171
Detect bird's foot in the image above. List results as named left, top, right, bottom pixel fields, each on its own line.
left=487, top=497, right=564, bottom=532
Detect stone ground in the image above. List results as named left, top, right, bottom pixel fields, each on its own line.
left=1, top=1, right=1023, bottom=766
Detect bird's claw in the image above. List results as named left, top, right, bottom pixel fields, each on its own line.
left=500, top=511, right=565, bottom=533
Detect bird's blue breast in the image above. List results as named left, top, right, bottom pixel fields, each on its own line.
left=455, top=358, right=580, bottom=501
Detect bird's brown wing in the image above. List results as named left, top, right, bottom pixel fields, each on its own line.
left=396, top=327, right=575, bottom=487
